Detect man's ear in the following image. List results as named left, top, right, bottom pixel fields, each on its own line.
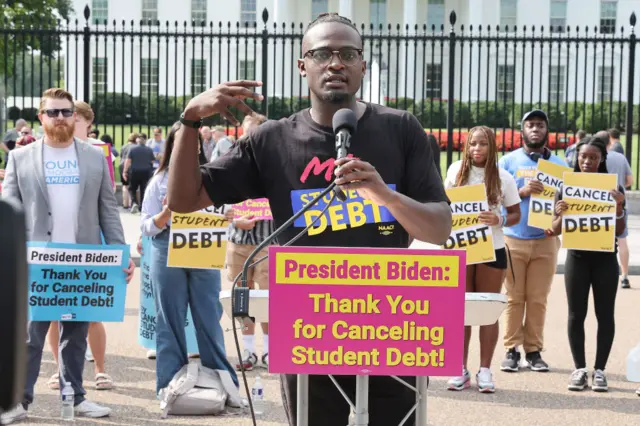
left=361, top=60, right=367, bottom=78
left=297, top=59, right=307, bottom=77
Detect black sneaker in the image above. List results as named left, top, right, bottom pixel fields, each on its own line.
left=500, top=348, right=521, bottom=372
left=525, top=351, right=550, bottom=372
left=568, top=369, right=588, bottom=391
left=592, top=369, right=608, bottom=392
left=622, top=278, right=631, bottom=289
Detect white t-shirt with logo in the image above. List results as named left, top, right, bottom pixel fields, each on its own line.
left=43, top=144, right=81, bottom=243
left=444, top=161, right=521, bottom=249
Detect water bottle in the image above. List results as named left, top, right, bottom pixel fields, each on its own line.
left=627, top=343, right=640, bottom=382
left=61, top=382, right=74, bottom=421
left=251, top=376, right=265, bottom=415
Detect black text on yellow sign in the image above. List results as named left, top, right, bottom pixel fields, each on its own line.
left=443, top=184, right=496, bottom=265
left=561, top=172, right=617, bottom=252
left=167, top=210, right=228, bottom=269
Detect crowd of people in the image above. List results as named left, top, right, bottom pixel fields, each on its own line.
left=0, top=11, right=637, bottom=426
left=444, top=111, right=634, bottom=395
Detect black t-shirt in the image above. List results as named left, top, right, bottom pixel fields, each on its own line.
left=127, top=144, right=155, bottom=172
left=201, top=103, right=449, bottom=248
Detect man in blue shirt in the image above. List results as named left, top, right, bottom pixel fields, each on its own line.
left=564, top=129, right=586, bottom=169
left=498, top=110, right=565, bottom=373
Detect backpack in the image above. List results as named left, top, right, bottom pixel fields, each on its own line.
left=158, top=362, right=243, bottom=418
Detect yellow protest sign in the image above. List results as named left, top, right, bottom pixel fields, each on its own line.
left=167, top=205, right=229, bottom=269
left=442, top=184, right=496, bottom=265
left=528, top=159, right=572, bottom=230
left=561, top=172, right=617, bottom=252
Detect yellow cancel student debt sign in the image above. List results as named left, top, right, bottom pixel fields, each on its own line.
left=529, top=159, right=572, bottom=230
left=442, top=184, right=495, bottom=265
left=561, top=172, right=617, bottom=252
left=167, top=206, right=228, bottom=269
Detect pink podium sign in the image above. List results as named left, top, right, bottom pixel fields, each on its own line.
left=232, top=198, right=272, bottom=220
left=268, top=246, right=466, bottom=376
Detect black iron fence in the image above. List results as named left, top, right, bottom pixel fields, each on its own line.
left=2, top=6, right=640, bottom=187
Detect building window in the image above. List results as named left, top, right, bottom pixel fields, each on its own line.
left=241, top=0, right=256, bottom=26
left=497, top=65, right=515, bottom=102
left=598, top=66, right=614, bottom=102
left=600, top=0, right=617, bottom=34
left=550, top=0, right=567, bottom=33
left=92, top=58, right=107, bottom=96
left=312, top=0, right=328, bottom=20
left=370, top=0, right=387, bottom=30
left=549, top=65, right=565, bottom=104
left=426, top=0, right=445, bottom=30
left=92, top=0, right=108, bottom=24
left=191, top=59, right=207, bottom=95
left=140, top=58, right=159, bottom=98
left=239, top=60, right=256, bottom=80
left=425, top=64, right=442, bottom=98
left=142, top=0, right=158, bottom=25
left=191, top=0, right=207, bottom=26
left=500, top=0, right=517, bottom=30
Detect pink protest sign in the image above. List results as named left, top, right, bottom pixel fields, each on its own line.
left=268, top=246, right=466, bottom=376
left=92, top=143, right=115, bottom=189
left=232, top=198, right=272, bottom=220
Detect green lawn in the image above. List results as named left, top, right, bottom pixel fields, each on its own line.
left=3, top=123, right=639, bottom=189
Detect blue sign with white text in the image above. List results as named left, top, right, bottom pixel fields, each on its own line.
left=27, top=242, right=130, bottom=322
left=138, top=236, right=199, bottom=353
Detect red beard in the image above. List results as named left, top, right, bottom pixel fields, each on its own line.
left=44, top=121, right=75, bottom=144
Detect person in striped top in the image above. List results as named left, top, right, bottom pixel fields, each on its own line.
left=224, top=113, right=274, bottom=371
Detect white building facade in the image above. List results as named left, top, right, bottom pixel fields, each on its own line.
left=65, top=0, right=639, bottom=109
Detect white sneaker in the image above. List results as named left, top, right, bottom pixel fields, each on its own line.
left=0, top=404, right=27, bottom=424
left=85, top=347, right=94, bottom=362
left=447, top=368, right=471, bottom=391
left=74, top=400, right=111, bottom=418
left=146, top=350, right=156, bottom=359
left=476, top=368, right=496, bottom=393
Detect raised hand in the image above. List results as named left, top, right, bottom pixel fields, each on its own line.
left=183, top=81, right=264, bottom=126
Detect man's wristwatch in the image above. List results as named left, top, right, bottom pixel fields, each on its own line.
left=179, top=112, right=203, bottom=129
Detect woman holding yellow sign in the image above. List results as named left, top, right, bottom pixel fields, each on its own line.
left=444, top=126, right=521, bottom=393
left=552, top=135, right=626, bottom=393
left=140, top=122, right=238, bottom=396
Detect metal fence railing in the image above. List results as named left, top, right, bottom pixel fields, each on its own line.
left=1, top=6, right=639, bottom=187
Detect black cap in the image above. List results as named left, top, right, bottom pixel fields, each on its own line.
left=521, top=109, right=548, bottom=124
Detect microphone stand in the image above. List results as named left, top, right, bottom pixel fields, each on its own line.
left=230, top=182, right=339, bottom=426
left=235, top=181, right=339, bottom=304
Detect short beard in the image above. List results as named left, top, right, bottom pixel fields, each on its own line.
left=523, top=133, right=547, bottom=150
left=44, top=121, right=75, bottom=144
left=321, top=91, right=351, bottom=104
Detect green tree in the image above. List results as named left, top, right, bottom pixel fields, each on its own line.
left=1, top=0, right=73, bottom=77
left=5, top=55, right=65, bottom=96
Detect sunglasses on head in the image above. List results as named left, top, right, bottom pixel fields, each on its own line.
left=42, top=108, right=74, bottom=118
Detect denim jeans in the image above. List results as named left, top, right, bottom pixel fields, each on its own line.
left=23, top=321, right=89, bottom=407
left=151, top=230, right=238, bottom=392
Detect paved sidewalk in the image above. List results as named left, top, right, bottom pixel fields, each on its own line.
left=17, top=209, right=640, bottom=425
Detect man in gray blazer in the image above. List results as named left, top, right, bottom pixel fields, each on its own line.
left=1, top=88, right=135, bottom=424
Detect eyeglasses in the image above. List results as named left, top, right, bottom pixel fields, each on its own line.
left=43, top=108, right=74, bottom=118
left=303, top=47, right=363, bottom=66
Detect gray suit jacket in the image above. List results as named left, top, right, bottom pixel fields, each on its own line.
left=2, top=139, right=126, bottom=246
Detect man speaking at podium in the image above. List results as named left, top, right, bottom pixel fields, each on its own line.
left=167, top=13, right=451, bottom=426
